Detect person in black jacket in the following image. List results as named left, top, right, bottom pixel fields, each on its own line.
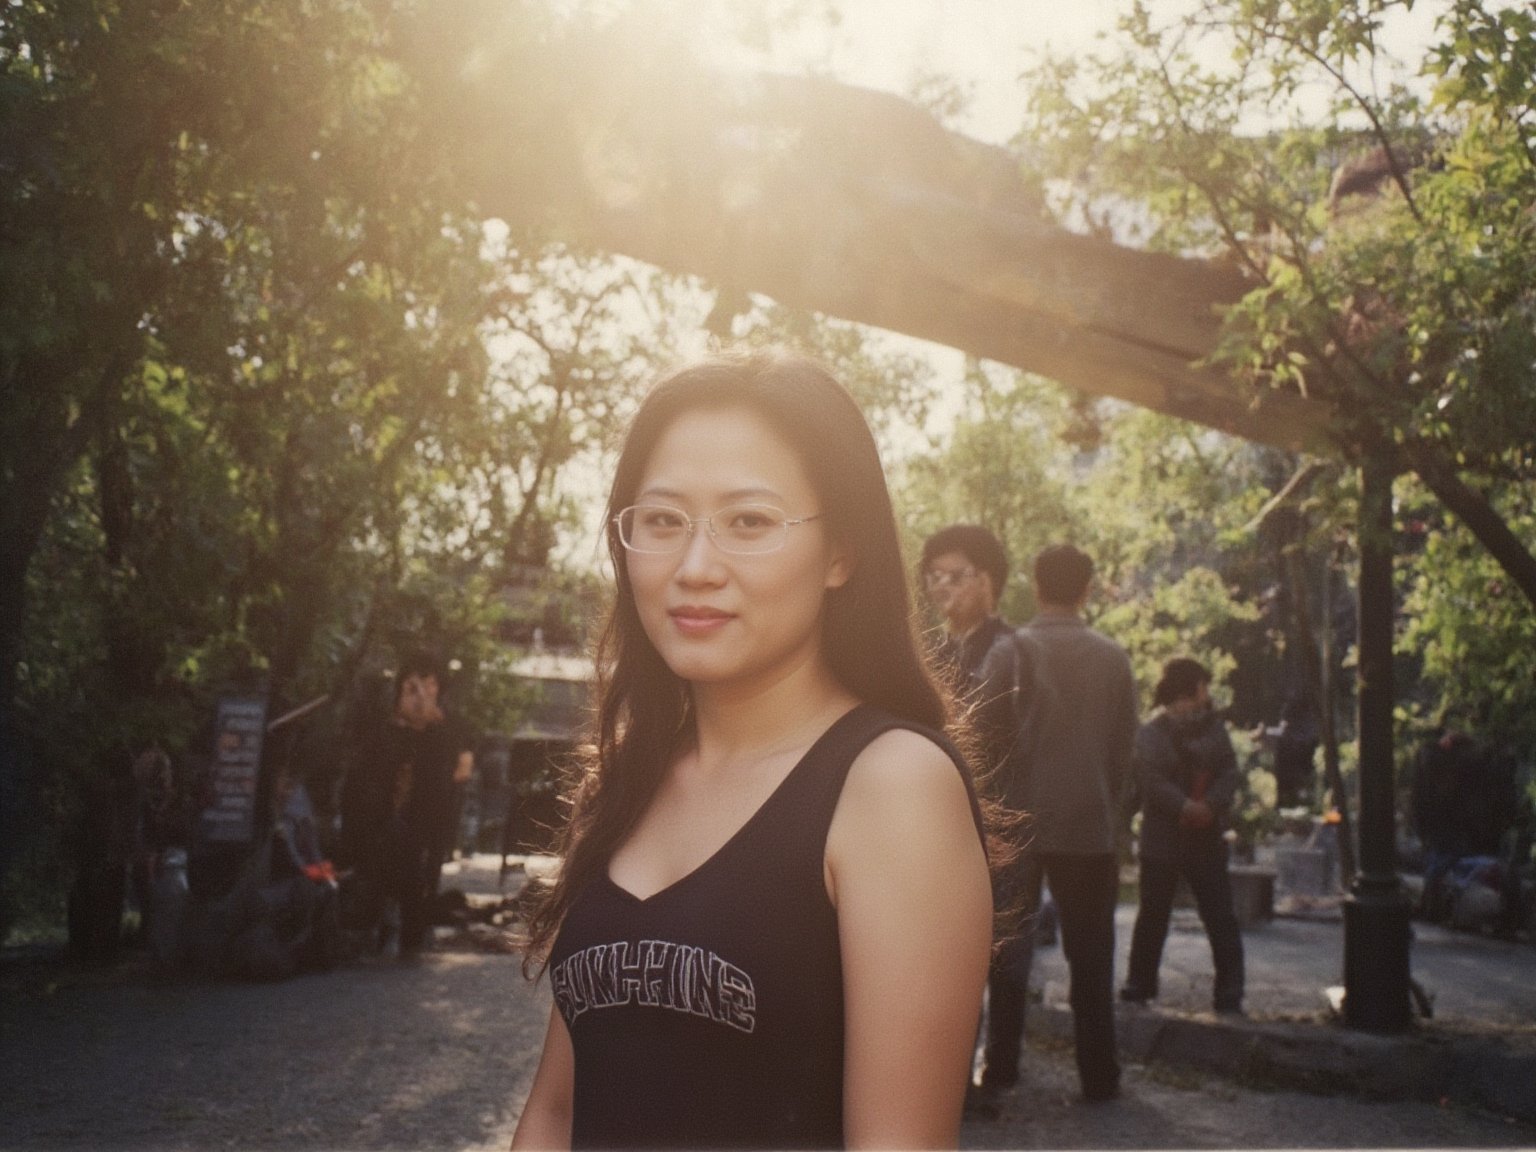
left=342, top=652, right=474, bottom=955
left=1121, top=657, right=1245, bottom=1014
left=921, top=525, right=1040, bottom=1115
left=921, top=525, right=1019, bottom=792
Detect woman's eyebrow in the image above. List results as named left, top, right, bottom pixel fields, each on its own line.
left=721, top=486, right=784, bottom=503
left=633, top=485, right=785, bottom=503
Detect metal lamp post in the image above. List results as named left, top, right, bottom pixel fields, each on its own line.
left=1342, top=454, right=1413, bottom=1031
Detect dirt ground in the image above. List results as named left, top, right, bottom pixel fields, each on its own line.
left=6, top=950, right=1534, bottom=1150
left=1, top=947, right=543, bottom=1151
left=3, top=854, right=1533, bottom=1150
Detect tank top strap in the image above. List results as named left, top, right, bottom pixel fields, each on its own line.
left=775, top=703, right=981, bottom=858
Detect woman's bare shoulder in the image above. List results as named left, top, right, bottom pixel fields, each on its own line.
left=848, top=725, right=959, bottom=778
left=837, top=727, right=973, bottom=830
left=825, top=723, right=988, bottom=913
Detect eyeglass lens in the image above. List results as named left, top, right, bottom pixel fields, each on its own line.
left=619, top=504, right=790, bottom=554
left=926, top=568, right=974, bottom=589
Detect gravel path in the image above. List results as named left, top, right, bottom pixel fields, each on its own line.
left=964, top=1036, right=1536, bottom=1149
left=6, top=947, right=1533, bottom=1151
left=4, top=852, right=1533, bottom=1150
left=2, top=949, right=547, bottom=1151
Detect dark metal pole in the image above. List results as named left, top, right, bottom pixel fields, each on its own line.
left=1343, top=454, right=1412, bottom=1030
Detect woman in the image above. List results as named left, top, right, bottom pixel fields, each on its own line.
left=1120, top=657, right=1245, bottom=1015
left=512, top=349, right=993, bottom=1149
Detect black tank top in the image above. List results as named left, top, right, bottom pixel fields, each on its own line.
left=547, top=704, right=982, bottom=1150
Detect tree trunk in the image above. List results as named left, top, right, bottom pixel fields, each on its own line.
left=0, top=412, right=87, bottom=911
left=0, top=559, right=31, bottom=940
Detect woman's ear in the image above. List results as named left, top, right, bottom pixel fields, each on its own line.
left=824, top=545, right=855, bottom=591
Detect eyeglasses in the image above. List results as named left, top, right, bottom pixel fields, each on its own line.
left=614, top=503, right=824, bottom=555
left=924, top=567, right=978, bottom=590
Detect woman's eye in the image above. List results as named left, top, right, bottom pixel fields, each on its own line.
left=726, top=508, right=780, bottom=533
left=640, top=508, right=686, bottom=531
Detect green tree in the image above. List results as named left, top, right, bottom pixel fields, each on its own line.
left=0, top=0, right=384, bottom=934
left=726, top=295, right=941, bottom=437
left=1398, top=477, right=1536, bottom=747
left=1006, top=0, right=1536, bottom=818
left=1022, top=0, right=1536, bottom=613
left=477, top=245, right=690, bottom=574
left=896, top=362, right=1072, bottom=617
left=898, top=369, right=1272, bottom=712
left=1, top=0, right=512, bottom=939
left=0, top=0, right=708, bottom=941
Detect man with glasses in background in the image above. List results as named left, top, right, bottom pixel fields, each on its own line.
left=921, top=525, right=1044, bottom=1120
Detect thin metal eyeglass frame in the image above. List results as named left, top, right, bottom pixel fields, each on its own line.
left=924, top=567, right=978, bottom=590
left=613, top=504, right=825, bottom=556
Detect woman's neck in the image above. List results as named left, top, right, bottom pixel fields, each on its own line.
left=688, top=658, right=857, bottom=776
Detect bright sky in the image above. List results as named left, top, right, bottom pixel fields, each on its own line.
left=720, top=0, right=1127, bottom=144
left=698, top=0, right=1445, bottom=142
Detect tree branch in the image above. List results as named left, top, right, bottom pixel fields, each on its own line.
left=1400, top=437, right=1536, bottom=610
left=1238, top=13, right=1424, bottom=224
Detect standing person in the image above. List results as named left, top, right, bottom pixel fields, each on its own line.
left=512, top=349, right=993, bottom=1150
left=920, top=525, right=1040, bottom=1119
left=922, top=525, right=1032, bottom=813
left=1262, top=689, right=1321, bottom=809
left=342, top=652, right=474, bottom=956
left=1006, top=543, right=1137, bottom=1103
left=1121, top=657, right=1245, bottom=1014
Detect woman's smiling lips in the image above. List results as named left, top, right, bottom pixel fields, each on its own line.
left=668, top=606, right=735, bottom=635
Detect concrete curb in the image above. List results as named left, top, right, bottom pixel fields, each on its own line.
left=1029, top=999, right=1536, bottom=1124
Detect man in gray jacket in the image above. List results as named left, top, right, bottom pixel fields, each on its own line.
left=992, top=544, right=1137, bottom=1103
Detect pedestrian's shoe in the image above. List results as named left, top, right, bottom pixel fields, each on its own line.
left=962, top=1082, right=1001, bottom=1122
left=1118, top=984, right=1155, bottom=1004
left=979, top=1066, right=1019, bottom=1093
left=1080, top=1078, right=1121, bottom=1104
left=1214, top=981, right=1244, bottom=1015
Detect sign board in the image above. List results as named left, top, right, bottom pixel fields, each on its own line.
left=196, top=694, right=268, bottom=845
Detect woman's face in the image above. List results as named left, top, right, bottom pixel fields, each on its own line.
left=625, top=406, right=851, bottom=694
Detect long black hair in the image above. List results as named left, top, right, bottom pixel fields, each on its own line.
left=522, top=348, right=966, bottom=969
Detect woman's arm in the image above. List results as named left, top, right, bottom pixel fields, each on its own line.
left=510, top=1004, right=575, bottom=1151
left=826, top=728, right=992, bottom=1149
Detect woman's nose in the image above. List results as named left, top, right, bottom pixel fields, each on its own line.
left=674, top=522, right=725, bottom=581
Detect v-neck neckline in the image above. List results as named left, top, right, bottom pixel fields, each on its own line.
left=602, top=703, right=867, bottom=905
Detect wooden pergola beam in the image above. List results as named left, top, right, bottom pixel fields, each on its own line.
left=413, top=19, right=1338, bottom=452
